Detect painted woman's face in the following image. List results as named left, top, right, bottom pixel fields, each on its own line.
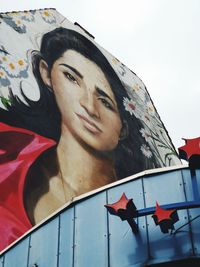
left=40, top=50, right=122, bottom=152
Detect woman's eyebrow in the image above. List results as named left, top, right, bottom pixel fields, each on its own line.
left=96, top=87, right=116, bottom=106
left=59, top=63, right=83, bottom=79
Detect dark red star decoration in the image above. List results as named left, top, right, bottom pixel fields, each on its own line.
left=152, top=202, right=179, bottom=233
left=105, top=193, right=138, bottom=233
left=178, top=137, right=200, bottom=168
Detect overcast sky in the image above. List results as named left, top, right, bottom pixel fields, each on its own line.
left=1, top=0, right=199, bottom=151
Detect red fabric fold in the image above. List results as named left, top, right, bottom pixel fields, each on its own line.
left=0, top=122, right=56, bottom=251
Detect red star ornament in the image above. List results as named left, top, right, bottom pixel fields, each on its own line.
left=178, top=137, right=200, bottom=168
left=105, top=193, right=138, bottom=233
left=152, top=202, right=179, bottom=233
left=105, top=193, right=137, bottom=220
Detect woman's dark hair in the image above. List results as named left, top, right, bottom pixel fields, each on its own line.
left=0, top=27, right=160, bottom=177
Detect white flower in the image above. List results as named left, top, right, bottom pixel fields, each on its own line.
left=0, top=54, right=8, bottom=65
left=131, top=82, right=148, bottom=102
left=0, top=53, right=28, bottom=78
left=3, top=61, right=19, bottom=77
left=132, top=83, right=142, bottom=93
left=40, top=10, right=56, bottom=23
left=0, top=68, right=7, bottom=79
left=2, top=13, right=26, bottom=33
left=123, top=97, right=136, bottom=116
left=140, top=144, right=152, bottom=158
left=11, top=16, right=26, bottom=31
left=146, top=101, right=156, bottom=116
left=16, top=59, right=28, bottom=72
left=21, top=11, right=35, bottom=22
left=0, top=68, right=10, bottom=86
left=141, top=112, right=152, bottom=127
left=123, top=96, right=145, bottom=119
left=140, top=128, right=151, bottom=143
left=112, top=57, right=119, bottom=65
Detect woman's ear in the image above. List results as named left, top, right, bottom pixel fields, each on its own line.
left=39, top=60, right=52, bottom=89
left=119, top=120, right=129, bottom=141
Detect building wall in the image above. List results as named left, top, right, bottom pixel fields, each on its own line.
left=1, top=167, right=200, bottom=266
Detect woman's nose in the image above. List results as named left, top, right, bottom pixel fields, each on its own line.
left=80, top=90, right=100, bottom=119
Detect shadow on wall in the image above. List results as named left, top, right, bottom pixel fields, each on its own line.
left=148, top=259, right=200, bottom=267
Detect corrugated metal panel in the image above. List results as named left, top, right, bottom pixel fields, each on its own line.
left=195, top=169, right=200, bottom=255
left=182, top=168, right=200, bottom=256
left=28, top=218, right=59, bottom=267
left=144, top=170, right=192, bottom=264
left=0, top=256, right=4, bottom=267
left=74, top=192, right=108, bottom=267
left=58, top=207, right=74, bottom=267
left=3, top=238, right=30, bottom=267
left=107, top=178, right=148, bottom=267
left=1, top=167, right=200, bottom=266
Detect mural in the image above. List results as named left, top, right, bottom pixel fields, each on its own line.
left=0, top=9, right=180, bottom=251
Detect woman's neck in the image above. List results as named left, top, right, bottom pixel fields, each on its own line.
left=55, top=127, right=116, bottom=198
left=26, top=126, right=117, bottom=225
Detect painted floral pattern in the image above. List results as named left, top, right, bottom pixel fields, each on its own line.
left=2, top=14, right=26, bottom=33
left=0, top=67, right=10, bottom=87
left=21, top=11, right=35, bottom=22
left=140, top=144, right=153, bottom=158
left=40, top=10, right=56, bottom=24
left=0, top=50, right=28, bottom=79
left=0, top=9, right=56, bottom=34
left=111, top=56, right=179, bottom=166
left=123, top=97, right=137, bottom=116
left=123, top=90, right=178, bottom=165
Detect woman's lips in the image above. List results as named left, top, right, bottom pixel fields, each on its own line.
left=76, top=113, right=102, bottom=134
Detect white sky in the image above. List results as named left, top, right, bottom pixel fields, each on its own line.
left=1, top=0, right=199, bottom=151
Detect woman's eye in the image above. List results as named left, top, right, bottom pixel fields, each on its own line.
left=99, top=98, right=114, bottom=110
left=64, top=72, right=78, bottom=84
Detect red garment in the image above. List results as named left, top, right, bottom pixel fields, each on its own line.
left=0, top=122, right=56, bottom=251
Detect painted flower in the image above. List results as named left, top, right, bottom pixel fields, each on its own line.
left=140, top=144, right=152, bottom=158
left=141, top=112, right=152, bottom=127
left=112, top=57, right=119, bottom=65
left=1, top=56, right=28, bottom=78
left=4, top=61, right=19, bottom=77
left=2, top=14, right=26, bottom=33
left=123, top=97, right=136, bottom=116
left=132, top=83, right=141, bottom=93
left=40, top=10, right=56, bottom=24
left=0, top=68, right=10, bottom=86
left=21, top=11, right=35, bottom=22
left=140, top=128, right=151, bottom=143
left=16, top=58, right=28, bottom=72
left=132, top=82, right=150, bottom=102
left=115, top=63, right=126, bottom=76
left=0, top=54, right=9, bottom=65
left=146, top=101, right=156, bottom=116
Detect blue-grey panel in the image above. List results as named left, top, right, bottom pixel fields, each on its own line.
left=3, top=237, right=29, bottom=267
left=58, top=207, right=74, bottom=267
left=194, top=169, right=200, bottom=255
left=107, top=179, right=148, bottom=267
left=73, top=192, right=108, bottom=267
left=196, top=169, right=200, bottom=193
left=144, top=170, right=192, bottom=262
left=0, top=256, right=4, bottom=267
left=182, top=169, right=200, bottom=256
left=28, top=218, right=59, bottom=267
left=181, top=169, right=193, bottom=201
